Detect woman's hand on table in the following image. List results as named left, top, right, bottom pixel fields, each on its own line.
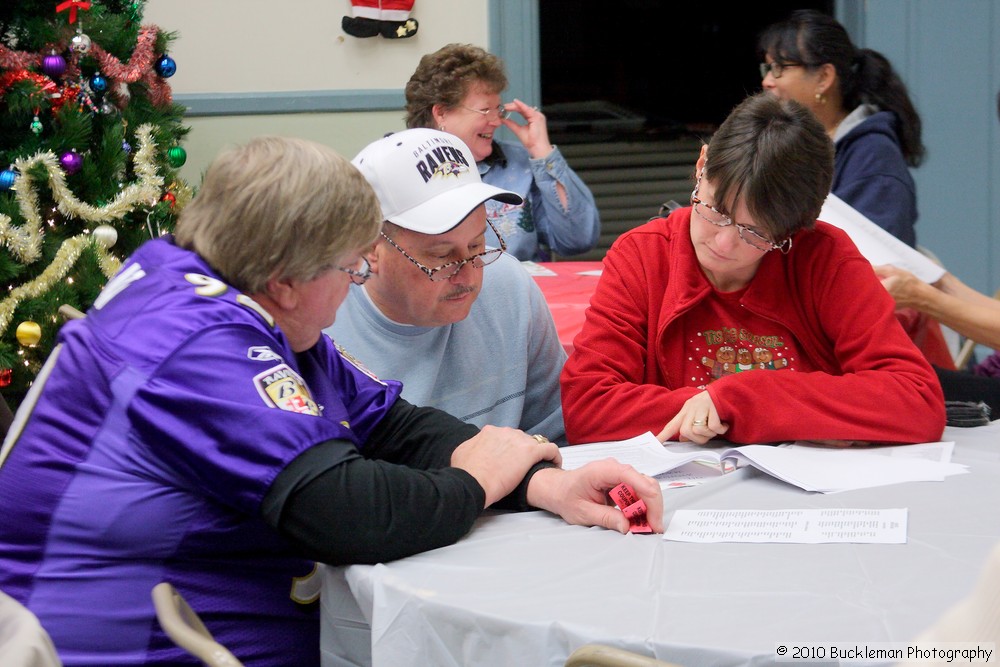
left=657, top=390, right=729, bottom=444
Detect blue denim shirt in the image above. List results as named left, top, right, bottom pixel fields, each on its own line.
left=480, top=141, right=600, bottom=261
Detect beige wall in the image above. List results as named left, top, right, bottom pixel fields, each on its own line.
left=142, top=0, right=490, bottom=183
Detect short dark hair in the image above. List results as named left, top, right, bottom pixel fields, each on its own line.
left=404, top=44, right=508, bottom=130
left=705, top=92, right=833, bottom=241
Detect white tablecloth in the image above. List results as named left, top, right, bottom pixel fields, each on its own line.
left=320, top=423, right=1000, bottom=667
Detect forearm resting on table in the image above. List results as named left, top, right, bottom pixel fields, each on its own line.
left=524, top=466, right=571, bottom=513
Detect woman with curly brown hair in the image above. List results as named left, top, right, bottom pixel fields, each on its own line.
left=405, top=43, right=600, bottom=261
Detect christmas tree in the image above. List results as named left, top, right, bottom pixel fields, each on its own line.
left=0, top=0, right=191, bottom=409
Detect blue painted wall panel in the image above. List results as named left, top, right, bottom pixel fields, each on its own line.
left=850, top=0, right=998, bottom=294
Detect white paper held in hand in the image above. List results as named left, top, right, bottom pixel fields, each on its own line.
left=818, top=193, right=944, bottom=284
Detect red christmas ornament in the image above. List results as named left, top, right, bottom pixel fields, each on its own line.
left=162, top=192, right=176, bottom=207
left=0, top=368, right=11, bottom=387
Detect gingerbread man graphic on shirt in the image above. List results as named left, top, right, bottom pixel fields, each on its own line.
left=701, top=345, right=737, bottom=381
left=753, top=346, right=789, bottom=371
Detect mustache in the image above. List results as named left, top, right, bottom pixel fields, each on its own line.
left=442, top=285, right=477, bottom=299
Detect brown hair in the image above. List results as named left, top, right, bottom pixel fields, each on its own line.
left=705, top=92, right=833, bottom=241
left=405, top=43, right=508, bottom=129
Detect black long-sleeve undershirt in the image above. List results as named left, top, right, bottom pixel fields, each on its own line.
left=261, top=398, right=555, bottom=565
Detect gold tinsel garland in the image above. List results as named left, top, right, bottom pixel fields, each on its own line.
left=0, top=234, right=119, bottom=336
left=0, top=123, right=163, bottom=262
left=0, top=123, right=163, bottom=336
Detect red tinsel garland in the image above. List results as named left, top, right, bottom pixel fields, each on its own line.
left=0, top=69, right=59, bottom=98
left=0, top=25, right=173, bottom=109
left=139, top=68, right=172, bottom=107
left=89, top=26, right=172, bottom=107
left=0, top=43, right=43, bottom=71
left=89, top=26, right=157, bottom=83
left=0, top=26, right=172, bottom=111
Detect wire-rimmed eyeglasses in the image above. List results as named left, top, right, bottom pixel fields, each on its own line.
left=380, top=218, right=507, bottom=282
left=690, top=169, right=792, bottom=254
left=461, top=104, right=512, bottom=121
left=337, top=257, right=372, bottom=285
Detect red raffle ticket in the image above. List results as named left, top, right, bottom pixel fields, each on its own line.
left=609, top=482, right=652, bottom=533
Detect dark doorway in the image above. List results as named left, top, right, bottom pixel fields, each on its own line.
left=539, top=1, right=834, bottom=141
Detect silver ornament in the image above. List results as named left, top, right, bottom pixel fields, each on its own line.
left=92, top=225, right=118, bottom=249
left=70, top=33, right=92, bottom=54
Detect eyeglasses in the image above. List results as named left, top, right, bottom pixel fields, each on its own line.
left=759, top=61, right=814, bottom=79
left=461, top=104, right=512, bottom=121
left=690, top=169, right=791, bottom=254
left=337, top=257, right=372, bottom=285
left=380, top=219, right=507, bottom=282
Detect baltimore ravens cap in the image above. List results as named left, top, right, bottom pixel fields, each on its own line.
left=351, top=128, right=522, bottom=235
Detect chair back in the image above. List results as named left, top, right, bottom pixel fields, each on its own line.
left=0, top=589, right=62, bottom=667
left=565, top=643, right=681, bottom=667
left=151, top=582, right=244, bottom=667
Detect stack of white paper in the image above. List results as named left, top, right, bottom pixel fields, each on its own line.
left=560, top=432, right=967, bottom=494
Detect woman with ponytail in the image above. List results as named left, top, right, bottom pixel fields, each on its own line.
left=758, top=9, right=924, bottom=248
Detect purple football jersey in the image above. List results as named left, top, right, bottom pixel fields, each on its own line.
left=0, top=237, right=401, bottom=666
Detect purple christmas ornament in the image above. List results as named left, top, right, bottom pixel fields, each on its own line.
left=42, top=53, right=67, bottom=78
left=60, top=151, right=83, bottom=175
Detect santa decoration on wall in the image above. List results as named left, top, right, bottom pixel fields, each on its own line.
left=342, top=0, right=418, bottom=39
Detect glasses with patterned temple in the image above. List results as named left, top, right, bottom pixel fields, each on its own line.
left=759, top=61, right=815, bottom=79
left=337, top=257, right=372, bottom=285
left=690, top=170, right=792, bottom=254
left=380, top=219, right=507, bottom=282
left=461, top=104, right=512, bottom=121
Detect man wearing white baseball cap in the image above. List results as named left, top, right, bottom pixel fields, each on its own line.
left=326, top=128, right=567, bottom=443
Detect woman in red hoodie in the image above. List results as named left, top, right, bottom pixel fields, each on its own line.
left=560, top=92, right=945, bottom=447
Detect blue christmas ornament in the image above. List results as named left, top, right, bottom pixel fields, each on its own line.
left=89, top=73, right=109, bottom=94
left=155, top=55, right=177, bottom=78
left=0, top=169, right=17, bottom=191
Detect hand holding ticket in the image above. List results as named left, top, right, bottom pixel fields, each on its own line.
left=609, top=482, right=652, bottom=533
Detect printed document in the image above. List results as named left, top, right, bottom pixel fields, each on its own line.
left=664, top=508, right=908, bottom=544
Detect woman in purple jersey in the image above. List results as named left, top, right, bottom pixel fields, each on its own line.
left=0, top=136, right=662, bottom=667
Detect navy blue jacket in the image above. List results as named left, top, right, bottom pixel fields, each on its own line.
left=833, top=110, right=918, bottom=247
